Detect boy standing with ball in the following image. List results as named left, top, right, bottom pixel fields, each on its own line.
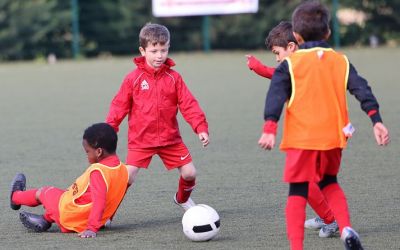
left=258, top=2, right=389, bottom=249
left=106, top=23, right=209, bottom=211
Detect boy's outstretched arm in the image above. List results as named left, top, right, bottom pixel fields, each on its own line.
left=78, top=171, right=107, bottom=238
left=246, top=55, right=275, bottom=79
left=258, top=61, right=291, bottom=151
left=373, top=122, right=390, bottom=146
left=346, top=64, right=390, bottom=146
left=176, top=75, right=209, bottom=140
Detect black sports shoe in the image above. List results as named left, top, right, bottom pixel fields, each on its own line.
left=341, top=227, right=364, bottom=250
left=19, top=211, right=52, bottom=232
left=10, top=173, right=26, bottom=210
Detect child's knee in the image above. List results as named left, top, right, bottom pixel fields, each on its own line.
left=36, top=188, right=43, bottom=202
left=180, top=163, right=196, bottom=180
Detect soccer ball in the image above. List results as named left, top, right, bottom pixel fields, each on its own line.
left=182, top=204, right=220, bottom=241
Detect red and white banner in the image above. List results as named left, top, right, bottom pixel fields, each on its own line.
left=152, top=0, right=259, bottom=17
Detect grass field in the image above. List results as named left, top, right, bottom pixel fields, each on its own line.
left=1, top=48, right=399, bottom=249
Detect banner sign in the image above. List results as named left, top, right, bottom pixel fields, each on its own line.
left=152, top=0, right=259, bottom=17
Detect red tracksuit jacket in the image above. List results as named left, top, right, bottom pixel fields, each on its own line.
left=106, top=56, right=208, bottom=149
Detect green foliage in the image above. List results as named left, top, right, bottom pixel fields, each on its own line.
left=330, top=0, right=400, bottom=45
left=0, top=0, right=398, bottom=60
left=0, top=0, right=70, bottom=60
left=78, top=0, right=150, bottom=56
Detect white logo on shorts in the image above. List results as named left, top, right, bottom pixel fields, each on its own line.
left=180, top=153, right=190, bottom=160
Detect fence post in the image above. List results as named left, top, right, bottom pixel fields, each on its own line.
left=332, top=0, right=340, bottom=49
left=71, top=0, right=80, bottom=58
left=202, top=15, right=211, bottom=52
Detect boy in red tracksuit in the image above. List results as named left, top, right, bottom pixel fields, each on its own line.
left=247, top=21, right=338, bottom=238
left=258, top=2, right=390, bottom=250
left=106, top=23, right=209, bottom=212
left=10, top=123, right=136, bottom=238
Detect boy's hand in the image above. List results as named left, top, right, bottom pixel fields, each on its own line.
left=245, top=55, right=261, bottom=71
left=258, top=133, right=276, bottom=150
left=78, top=230, right=97, bottom=238
left=373, top=122, right=390, bottom=146
left=198, top=132, right=209, bottom=147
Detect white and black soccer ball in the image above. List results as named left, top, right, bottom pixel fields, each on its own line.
left=182, top=204, right=220, bottom=241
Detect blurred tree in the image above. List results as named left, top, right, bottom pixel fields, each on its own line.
left=0, top=0, right=70, bottom=60
left=79, top=0, right=151, bottom=56
left=0, top=0, right=398, bottom=61
left=330, top=0, right=400, bottom=46
left=211, top=0, right=301, bottom=50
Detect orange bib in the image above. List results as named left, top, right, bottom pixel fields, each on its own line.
left=280, top=48, right=350, bottom=150
left=59, top=163, right=128, bottom=232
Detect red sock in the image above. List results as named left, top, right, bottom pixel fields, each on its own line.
left=43, top=213, right=54, bottom=223
left=308, top=182, right=335, bottom=224
left=321, top=183, right=351, bottom=233
left=12, top=189, right=40, bottom=207
left=176, top=176, right=195, bottom=203
left=286, top=196, right=307, bottom=250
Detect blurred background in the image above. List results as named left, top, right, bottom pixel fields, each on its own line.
left=0, top=0, right=399, bottom=61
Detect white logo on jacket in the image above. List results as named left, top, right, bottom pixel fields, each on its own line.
left=141, top=80, right=149, bottom=90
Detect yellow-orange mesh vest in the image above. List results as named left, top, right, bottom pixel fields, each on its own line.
left=280, top=47, right=350, bottom=150
left=59, top=163, right=128, bottom=232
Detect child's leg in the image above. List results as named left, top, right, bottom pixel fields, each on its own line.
left=307, top=182, right=335, bottom=224
left=39, top=186, right=64, bottom=223
left=12, top=189, right=40, bottom=207
left=127, top=165, right=141, bottom=186
left=318, top=149, right=351, bottom=234
left=176, top=162, right=196, bottom=203
left=158, top=142, right=195, bottom=205
left=286, top=182, right=308, bottom=250
left=319, top=175, right=351, bottom=233
left=18, top=186, right=66, bottom=233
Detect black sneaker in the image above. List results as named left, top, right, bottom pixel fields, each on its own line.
left=19, top=211, right=51, bottom=232
left=10, top=173, right=26, bottom=210
left=341, top=227, right=364, bottom=250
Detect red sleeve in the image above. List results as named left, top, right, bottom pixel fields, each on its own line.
left=86, top=170, right=107, bottom=233
left=105, top=75, right=133, bottom=132
left=263, top=120, right=278, bottom=135
left=248, top=56, right=275, bottom=79
left=176, top=74, right=209, bottom=134
left=253, top=65, right=275, bottom=79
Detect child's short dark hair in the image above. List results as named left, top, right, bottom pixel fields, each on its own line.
left=292, top=1, right=330, bottom=42
left=139, top=23, right=170, bottom=48
left=265, top=21, right=297, bottom=50
left=83, top=123, right=117, bottom=154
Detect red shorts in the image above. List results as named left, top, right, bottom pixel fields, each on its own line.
left=40, top=186, right=71, bottom=233
left=283, top=148, right=342, bottom=183
left=126, top=142, right=192, bottom=170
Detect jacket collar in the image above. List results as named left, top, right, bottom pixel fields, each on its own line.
left=133, top=56, right=175, bottom=76
left=299, top=41, right=331, bottom=50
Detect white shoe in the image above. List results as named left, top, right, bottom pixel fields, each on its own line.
left=174, top=193, right=196, bottom=211
left=319, top=221, right=339, bottom=238
left=341, top=227, right=364, bottom=250
left=304, top=217, right=325, bottom=230
left=104, top=219, right=112, bottom=229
